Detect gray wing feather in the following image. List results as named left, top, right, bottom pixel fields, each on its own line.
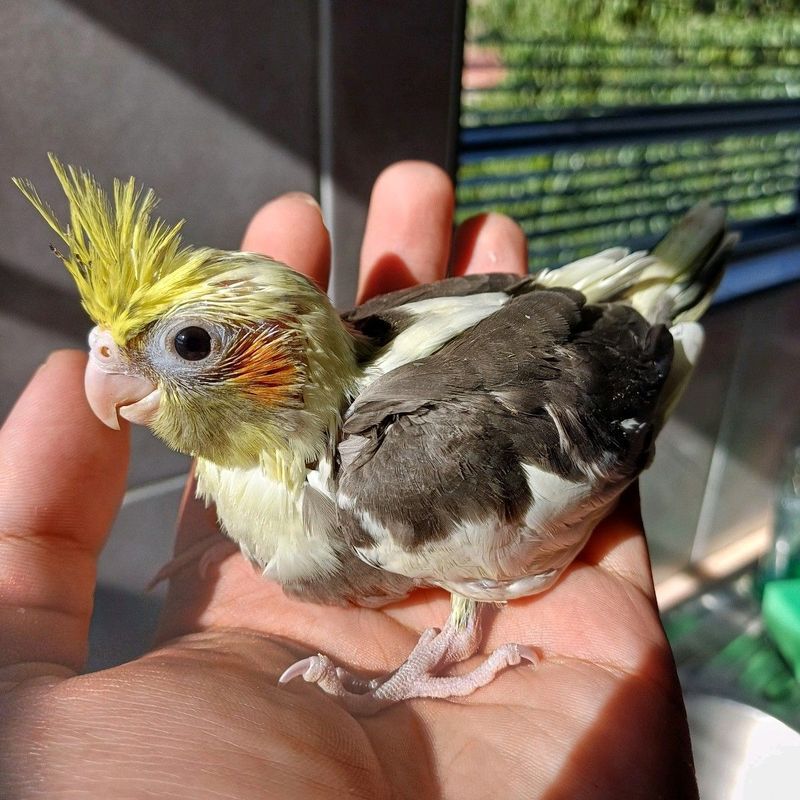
left=335, top=288, right=672, bottom=561
left=287, top=486, right=415, bottom=606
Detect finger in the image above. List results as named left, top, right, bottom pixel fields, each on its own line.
left=242, top=192, right=331, bottom=291
left=0, top=351, right=129, bottom=674
left=357, top=161, right=454, bottom=303
left=451, top=212, right=529, bottom=277
left=579, top=483, right=656, bottom=599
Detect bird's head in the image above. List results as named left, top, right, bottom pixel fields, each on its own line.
left=15, top=156, right=358, bottom=469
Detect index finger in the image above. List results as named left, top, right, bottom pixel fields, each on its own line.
left=242, top=192, right=331, bottom=291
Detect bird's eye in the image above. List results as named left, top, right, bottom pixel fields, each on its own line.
left=173, top=326, right=212, bottom=361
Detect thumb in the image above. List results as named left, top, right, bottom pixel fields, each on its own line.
left=0, top=351, right=129, bottom=677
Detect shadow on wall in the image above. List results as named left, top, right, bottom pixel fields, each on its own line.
left=64, top=0, right=463, bottom=306
left=0, top=260, right=87, bottom=340
left=65, top=0, right=461, bottom=197
left=66, top=0, right=319, bottom=156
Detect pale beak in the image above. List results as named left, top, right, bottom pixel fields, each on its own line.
left=85, top=327, right=161, bottom=430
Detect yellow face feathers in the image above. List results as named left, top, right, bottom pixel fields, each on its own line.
left=13, top=154, right=219, bottom=344
left=15, top=156, right=362, bottom=472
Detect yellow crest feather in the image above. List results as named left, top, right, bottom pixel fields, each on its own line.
left=13, top=154, right=217, bottom=343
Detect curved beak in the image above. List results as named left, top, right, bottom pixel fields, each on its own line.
left=85, top=327, right=161, bottom=430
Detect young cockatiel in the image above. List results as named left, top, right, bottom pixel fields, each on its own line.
left=15, top=156, right=736, bottom=715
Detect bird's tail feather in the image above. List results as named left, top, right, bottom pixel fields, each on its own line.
left=536, top=205, right=737, bottom=422
left=657, top=321, right=705, bottom=422
left=536, top=248, right=660, bottom=304
left=538, top=204, right=738, bottom=324
left=628, top=203, right=738, bottom=323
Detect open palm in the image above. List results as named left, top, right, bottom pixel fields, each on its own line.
left=0, top=162, right=697, bottom=799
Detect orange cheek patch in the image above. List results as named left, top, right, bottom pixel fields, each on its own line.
left=220, top=325, right=305, bottom=407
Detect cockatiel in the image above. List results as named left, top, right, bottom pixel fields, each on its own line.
left=15, top=156, right=736, bottom=715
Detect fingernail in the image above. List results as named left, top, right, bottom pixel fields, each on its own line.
left=32, top=350, right=86, bottom=382
left=37, top=350, right=64, bottom=374
left=283, top=191, right=321, bottom=210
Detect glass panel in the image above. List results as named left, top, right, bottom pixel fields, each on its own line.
left=459, top=0, right=800, bottom=273
left=462, top=1, right=800, bottom=125
left=457, top=131, right=800, bottom=270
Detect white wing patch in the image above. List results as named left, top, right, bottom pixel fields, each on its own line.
left=338, top=492, right=392, bottom=542
left=657, top=321, right=705, bottom=419
left=544, top=403, right=618, bottom=483
left=521, top=462, right=594, bottom=530
left=621, top=417, right=645, bottom=433
left=360, top=292, right=510, bottom=384
left=350, top=461, right=617, bottom=602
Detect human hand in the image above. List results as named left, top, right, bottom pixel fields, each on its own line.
left=0, top=162, right=697, bottom=799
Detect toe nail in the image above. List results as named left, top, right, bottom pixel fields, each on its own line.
left=278, top=657, right=315, bottom=684
left=518, top=646, right=538, bottom=666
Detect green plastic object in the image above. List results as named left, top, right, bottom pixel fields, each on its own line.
left=763, top=579, right=800, bottom=681
left=757, top=444, right=800, bottom=595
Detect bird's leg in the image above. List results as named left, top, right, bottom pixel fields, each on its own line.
left=147, top=536, right=243, bottom=590
left=279, top=595, right=537, bottom=715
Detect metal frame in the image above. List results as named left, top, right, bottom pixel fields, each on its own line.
left=460, top=100, right=800, bottom=158
left=318, top=0, right=466, bottom=307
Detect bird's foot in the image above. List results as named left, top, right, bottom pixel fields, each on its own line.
left=279, top=622, right=537, bottom=715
